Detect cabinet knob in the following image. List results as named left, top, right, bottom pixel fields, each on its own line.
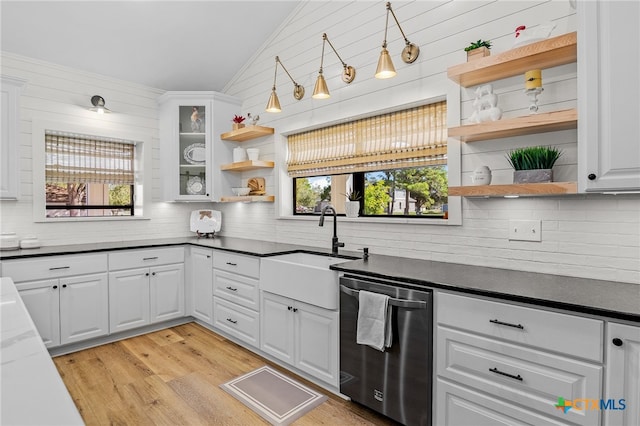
left=287, top=306, right=292, bottom=311
left=293, top=308, right=298, bottom=313
left=612, top=338, right=623, bottom=347
left=62, top=284, right=67, bottom=288
left=152, top=272, right=156, bottom=276
left=588, top=173, right=597, bottom=181
left=145, top=272, right=150, bottom=276
left=52, top=285, right=58, bottom=290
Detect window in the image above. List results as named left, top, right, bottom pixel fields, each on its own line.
left=45, top=131, right=135, bottom=217
left=290, top=102, right=448, bottom=218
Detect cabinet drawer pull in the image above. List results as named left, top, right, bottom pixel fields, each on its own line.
left=143, top=257, right=159, bottom=261
left=489, top=319, right=524, bottom=330
left=489, top=367, right=523, bottom=381
left=225, top=286, right=238, bottom=292
left=49, top=266, right=70, bottom=271
left=226, top=318, right=237, bottom=324
left=226, top=262, right=237, bottom=266
left=52, top=285, right=58, bottom=290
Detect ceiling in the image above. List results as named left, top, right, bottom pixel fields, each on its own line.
left=0, top=1, right=300, bottom=91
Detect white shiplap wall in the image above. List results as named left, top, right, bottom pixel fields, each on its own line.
left=0, top=53, right=216, bottom=244
left=1, top=1, right=638, bottom=285
left=219, top=0, right=639, bottom=284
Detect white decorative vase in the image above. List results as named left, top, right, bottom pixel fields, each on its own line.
left=345, top=201, right=360, bottom=218
left=233, top=147, right=247, bottom=163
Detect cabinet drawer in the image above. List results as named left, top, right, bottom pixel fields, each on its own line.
left=437, top=326, right=602, bottom=426
left=108, top=247, right=184, bottom=271
left=213, top=270, right=259, bottom=310
left=213, top=297, right=259, bottom=348
left=3, top=254, right=108, bottom=282
left=213, top=251, right=259, bottom=278
left=438, top=292, right=604, bottom=362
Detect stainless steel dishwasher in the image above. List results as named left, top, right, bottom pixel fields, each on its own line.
left=339, top=275, right=433, bottom=426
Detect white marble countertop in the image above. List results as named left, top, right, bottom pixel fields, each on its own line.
left=1, top=277, right=83, bottom=425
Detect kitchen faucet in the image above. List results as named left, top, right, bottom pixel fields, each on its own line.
left=319, top=205, right=344, bottom=255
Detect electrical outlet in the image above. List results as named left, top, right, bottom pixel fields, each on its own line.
left=509, top=219, right=542, bottom=242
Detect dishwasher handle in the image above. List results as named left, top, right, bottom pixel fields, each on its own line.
left=340, top=285, right=428, bottom=310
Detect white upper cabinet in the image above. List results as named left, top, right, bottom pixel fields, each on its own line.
left=578, top=1, right=640, bottom=192
left=1, top=76, right=26, bottom=200
left=158, top=91, right=241, bottom=201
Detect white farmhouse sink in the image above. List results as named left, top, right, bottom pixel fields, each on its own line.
left=260, top=253, right=353, bottom=310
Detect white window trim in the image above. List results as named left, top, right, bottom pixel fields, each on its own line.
left=273, top=87, right=462, bottom=226
left=32, top=119, right=152, bottom=222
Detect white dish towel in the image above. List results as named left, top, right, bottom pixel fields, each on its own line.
left=356, top=290, right=392, bottom=351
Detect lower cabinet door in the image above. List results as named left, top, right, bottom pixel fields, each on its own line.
left=17, top=279, right=61, bottom=348
left=436, top=379, right=574, bottom=426
left=59, top=273, right=109, bottom=345
left=150, top=264, right=184, bottom=323
left=109, top=268, right=150, bottom=333
left=295, top=302, right=339, bottom=386
left=260, top=292, right=295, bottom=364
left=213, top=297, right=259, bottom=348
left=190, top=247, right=213, bottom=324
left=605, top=322, right=640, bottom=426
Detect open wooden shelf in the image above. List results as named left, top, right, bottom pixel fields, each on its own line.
left=220, top=126, right=274, bottom=142
left=448, top=109, right=577, bottom=142
left=449, top=182, right=577, bottom=197
left=447, top=32, right=577, bottom=87
left=220, top=160, right=275, bottom=172
left=219, top=195, right=275, bottom=203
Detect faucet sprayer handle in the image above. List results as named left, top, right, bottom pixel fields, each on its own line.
left=358, top=247, right=369, bottom=261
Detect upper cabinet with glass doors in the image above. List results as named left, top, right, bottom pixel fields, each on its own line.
left=158, top=92, right=241, bottom=201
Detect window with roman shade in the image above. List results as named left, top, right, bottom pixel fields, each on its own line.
left=287, top=102, right=447, bottom=177
left=44, top=130, right=135, bottom=217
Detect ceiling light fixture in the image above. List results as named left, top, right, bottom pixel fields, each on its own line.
left=375, top=2, right=420, bottom=79
left=312, top=33, right=356, bottom=100
left=89, top=95, right=110, bottom=114
left=265, top=56, right=305, bottom=113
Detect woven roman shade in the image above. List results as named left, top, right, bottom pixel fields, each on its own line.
left=45, top=131, right=135, bottom=185
left=287, top=102, right=447, bottom=177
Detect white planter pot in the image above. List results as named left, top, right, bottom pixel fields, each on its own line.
left=345, top=201, right=360, bottom=218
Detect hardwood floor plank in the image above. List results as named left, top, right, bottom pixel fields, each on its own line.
left=55, top=322, right=398, bottom=425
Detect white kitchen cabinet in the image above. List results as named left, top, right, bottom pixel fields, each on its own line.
left=211, top=250, right=261, bottom=348
left=108, top=248, right=185, bottom=333
left=604, top=322, right=640, bottom=426
left=158, top=91, right=241, bottom=201
left=189, top=246, right=213, bottom=324
left=17, top=273, right=109, bottom=348
left=261, top=291, right=339, bottom=386
left=435, top=292, right=604, bottom=426
left=578, top=1, right=640, bottom=192
left=0, top=75, right=26, bottom=200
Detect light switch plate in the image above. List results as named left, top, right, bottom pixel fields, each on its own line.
left=509, top=219, right=542, bottom=242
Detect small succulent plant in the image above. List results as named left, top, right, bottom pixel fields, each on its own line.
left=506, top=146, right=563, bottom=170
left=464, top=40, right=492, bottom=52
left=343, top=189, right=362, bottom=201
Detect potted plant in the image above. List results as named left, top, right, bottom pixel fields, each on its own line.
left=464, top=39, right=492, bottom=61
left=343, top=189, right=361, bottom=218
left=506, top=146, right=563, bottom=183
left=232, top=115, right=246, bottom=130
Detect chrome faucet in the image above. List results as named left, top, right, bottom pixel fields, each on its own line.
left=319, top=205, right=344, bottom=255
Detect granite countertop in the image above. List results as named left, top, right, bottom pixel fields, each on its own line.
left=0, top=277, right=84, bottom=425
left=1, top=236, right=638, bottom=322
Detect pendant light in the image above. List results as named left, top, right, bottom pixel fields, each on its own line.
left=312, top=33, right=356, bottom=100
left=375, top=2, right=420, bottom=79
left=265, top=56, right=305, bottom=113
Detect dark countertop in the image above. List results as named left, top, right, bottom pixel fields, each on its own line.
left=1, top=237, right=638, bottom=322
left=332, top=254, right=640, bottom=323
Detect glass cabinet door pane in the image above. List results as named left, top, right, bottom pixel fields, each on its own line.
left=179, top=105, right=207, bottom=197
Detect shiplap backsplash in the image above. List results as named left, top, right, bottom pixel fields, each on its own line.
left=1, top=1, right=638, bottom=285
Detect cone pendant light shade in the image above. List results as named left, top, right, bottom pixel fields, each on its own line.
left=312, top=73, right=330, bottom=99
left=265, top=89, right=282, bottom=113
left=375, top=47, right=397, bottom=79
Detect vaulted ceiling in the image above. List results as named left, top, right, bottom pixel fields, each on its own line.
left=1, top=1, right=301, bottom=91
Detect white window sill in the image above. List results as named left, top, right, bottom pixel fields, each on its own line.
left=35, top=216, right=150, bottom=223
left=276, top=215, right=451, bottom=225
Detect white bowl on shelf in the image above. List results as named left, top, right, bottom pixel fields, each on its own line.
left=232, top=187, right=251, bottom=196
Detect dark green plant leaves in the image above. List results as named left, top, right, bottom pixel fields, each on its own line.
left=506, top=146, right=563, bottom=170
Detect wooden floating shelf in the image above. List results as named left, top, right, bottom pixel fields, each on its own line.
left=219, top=195, right=275, bottom=203
left=448, top=109, right=577, bottom=142
left=447, top=32, right=577, bottom=87
left=220, top=160, right=275, bottom=172
left=220, top=126, right=274, bottom=142
left=449, top=182, right=577, bottom=197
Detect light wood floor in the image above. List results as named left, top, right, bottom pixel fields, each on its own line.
left=54, top=322, right=397, bottom=425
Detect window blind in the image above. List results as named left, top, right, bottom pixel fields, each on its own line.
left=287, top=102, right=447, bottom=177
left=45, top=131, right=135, bottom=185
